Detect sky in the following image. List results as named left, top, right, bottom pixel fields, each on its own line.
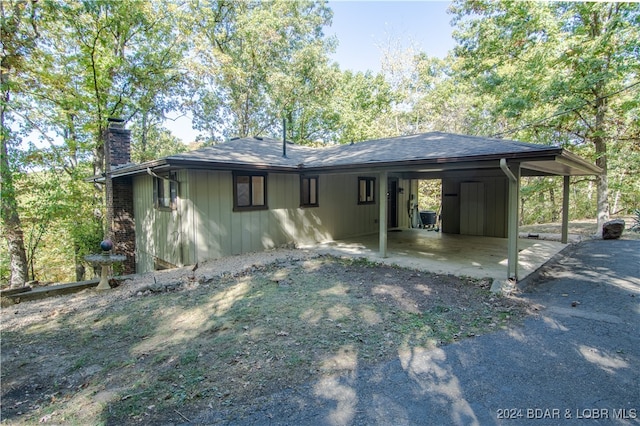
left=168, top=1, right=456, bottom=143
left=328, top=1, right=455, bottom=73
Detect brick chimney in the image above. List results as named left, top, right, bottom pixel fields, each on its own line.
left=106, top=117, right=131, bottom=167
left=105, top=119, right=136, bottom=274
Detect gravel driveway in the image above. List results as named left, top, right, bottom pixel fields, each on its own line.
left=187, top=239, right=640, bottom=425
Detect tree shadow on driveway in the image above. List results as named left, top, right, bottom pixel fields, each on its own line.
left=207, top=240, right=639, bottom=425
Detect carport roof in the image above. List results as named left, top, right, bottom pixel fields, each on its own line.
left=109, top=131, right=602, bottom=178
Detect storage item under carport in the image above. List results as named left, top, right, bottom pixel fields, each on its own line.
left=420, top=210, right=438, bottom=230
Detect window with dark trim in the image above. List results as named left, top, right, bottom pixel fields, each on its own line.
left=233, top=172, right=267, bottom=211
left=154, top=172, right=177, bottom=210
left=300, top=176, right=319, bottom=207
left=358, top=177, right=376, bottom=204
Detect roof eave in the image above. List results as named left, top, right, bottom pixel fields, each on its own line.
left=559, top=149, right=603, bottom=175
left=521, top=150, right=602, bottom=176
left=99, top=144, right=600, bottom=180
left=301, top=149, right=563, bottom=173
left=167, top=159, right=301, bottom=173
left=87, top=159, right=170, bottom=182
left=104, top=158, right=303, bottom=180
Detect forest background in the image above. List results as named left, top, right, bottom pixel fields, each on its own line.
left=1, top=0, right=639, bottom=287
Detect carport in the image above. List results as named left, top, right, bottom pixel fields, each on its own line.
left=307, top=132, right=603, bottom=283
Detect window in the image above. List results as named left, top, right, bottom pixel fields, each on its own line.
left=154, top=172, right=177, bottom=210
left=358, top=177, right=376, bottom=204
left=300, top=176, right=319, bottom=207
left=234, top=172, right=267, bottom=211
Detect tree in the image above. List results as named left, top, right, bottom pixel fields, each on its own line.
left=377, top=38, right=503, bottom=137
left=28, top=0, right=187, bottom=176
left=451, top=1, right=640, bottom=234
left=378, top=39, right=426, bottom=136
left=409, top=53, right=507, bottom=136
left=1, top=0, right=39, bottom=288
left=328, top=69, right=393, bottom=144
left=2, top=0, right=189, bottom=283
left=183, top=0, right=336, bottom=143
left=130, top=116, right=187, bottom=162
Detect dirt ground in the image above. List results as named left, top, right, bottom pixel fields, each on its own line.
left=1, top=249, right=531, bottom=425
left=520, top=216, right=640, bottom=240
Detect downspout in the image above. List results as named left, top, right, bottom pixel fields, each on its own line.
left=500, top=159, right=519, bottom=284
left=500, top=159, right=516, bottom=183
left=146, top=167, right=178, bottom=183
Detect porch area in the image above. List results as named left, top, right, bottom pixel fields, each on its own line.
left=308, top=229, right=567, bottom=283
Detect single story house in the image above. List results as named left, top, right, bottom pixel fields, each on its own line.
left=101, top=121, right=601, bottom=281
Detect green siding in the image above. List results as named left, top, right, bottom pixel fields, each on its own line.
left=441, top=177, right=507, bottom=238
left=134, top=170, right=383, bottom=273
left=442, top=179, right=461, bottom=234
left=460, top=182, right=485, bottom=236
left=396, top=178, right=411, bottom=228
left=133, top=172, right=186, bottom=272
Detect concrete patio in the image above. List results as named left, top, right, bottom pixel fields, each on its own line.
left=308, top=229, right=568, bottom=283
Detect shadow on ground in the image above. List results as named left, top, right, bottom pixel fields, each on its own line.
left=196, top=240, right=639, bottom=425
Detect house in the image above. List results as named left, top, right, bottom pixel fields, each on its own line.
left=101, top=121, right=601, bottom=280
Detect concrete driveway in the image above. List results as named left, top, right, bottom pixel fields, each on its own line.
left=192, top=239, right=639, bottom=425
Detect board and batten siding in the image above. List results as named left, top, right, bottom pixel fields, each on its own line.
left=133, top=172, right=187, bottom=272
left=395, top=177, right=412, bottom=229
left=134, top=170, right=384, bottom=273
left=441, top=176, right=508, bottom=238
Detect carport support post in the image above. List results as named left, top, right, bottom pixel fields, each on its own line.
left=561, top=176, right=570, bottom=244
left=379, top=171, right=388, bottom=258
left=500, top=159, right=520, bottom=281
left=508, top=165, right=520, bottom=280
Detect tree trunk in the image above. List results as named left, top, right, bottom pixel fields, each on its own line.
left=0, top=0, right=35, bottom=288
left=140, top=111, right=148, bottom=159
left=549, top=186, right=558, bottom=222
left=593, top=95, right=609, bottom=238
left=595, top=164, right=609, bottom=237
left=1, top=116, right=29, bottom=289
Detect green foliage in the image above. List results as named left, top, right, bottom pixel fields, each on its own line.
left=417, top=180, right=441, bottom=212
left=13, top=166, right=103, bottom=282
left=3, top=0, right=188, bottom=282
left=1, top=0, right=43, bottom=287
left=631, top=210, right=640, bottom=233
left=519, top=176, right=599, bottom=226
left=376, top=44, right=505, bottom=137
left=182, top=0, right=337, bottom=143
left=326, top=70, right=394, bottom=144
left=130, top=118, right=187, bottom=162
left=450, top=0, right=640, bottom=223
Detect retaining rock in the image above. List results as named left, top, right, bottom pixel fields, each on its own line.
left=602, top=219, right=625, bottom=240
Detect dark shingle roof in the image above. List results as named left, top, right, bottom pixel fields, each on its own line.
left=302, top=132, right=560, bottom=168
left=167, top=132, right=559, bottom=168
left=168, top=137, right=315, bottom=169
left=107, top=132, right=600, bottom=178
